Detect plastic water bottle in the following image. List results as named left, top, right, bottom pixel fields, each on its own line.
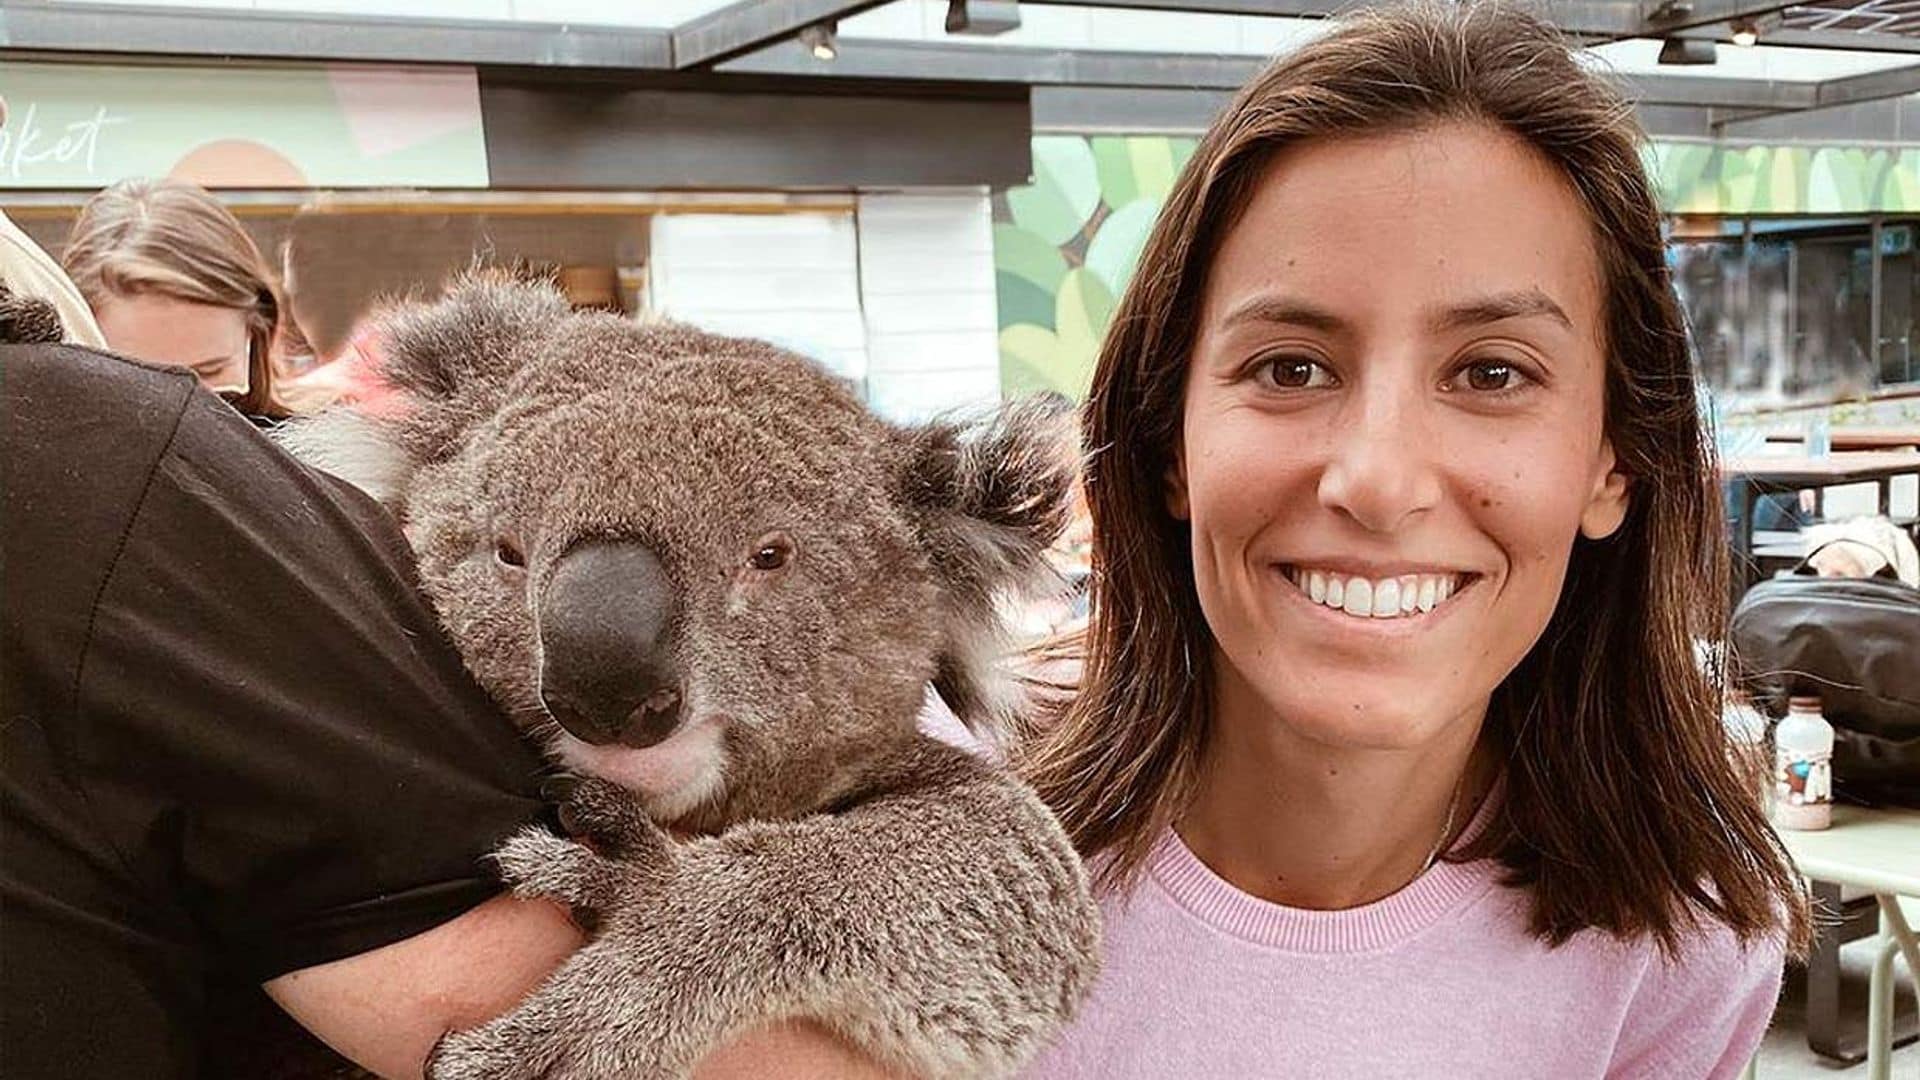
left=1773, top=695, right=1834, bottom=831
left=1724, top=689, right=1771, bottom=810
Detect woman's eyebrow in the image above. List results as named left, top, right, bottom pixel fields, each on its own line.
left=1430, top=289, right=1572, bottom=332
left=1219, top=296, right=1345, bottom=333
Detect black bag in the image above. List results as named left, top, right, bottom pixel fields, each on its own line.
left=1731, top=546, right=1920, bottom=808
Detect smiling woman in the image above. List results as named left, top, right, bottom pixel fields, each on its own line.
left=61, top=177, right=290, bottom=421
left=1017, top=4, right=1810, bottom=1078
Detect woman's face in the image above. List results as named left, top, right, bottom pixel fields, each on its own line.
left=94, top=291, right=251, bottom=394
left=1171, top=121, right=1630, bottom=752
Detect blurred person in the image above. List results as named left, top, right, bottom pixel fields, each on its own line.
left=61, top=177, right=293, bottom=421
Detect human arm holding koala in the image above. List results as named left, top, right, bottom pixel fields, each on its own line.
left=268, top=899, right=900, bottom=1080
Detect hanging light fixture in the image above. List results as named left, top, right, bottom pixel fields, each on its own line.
left=1730, top=18, right=1760, bottom=48
left=1656, top=37, right=1717, bottom=65
left=946, top=0, right=1022, bottom=36
left=799, top=21, right=838, bottom=61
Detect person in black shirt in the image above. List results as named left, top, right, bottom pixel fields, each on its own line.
left=1, top=336, right=582, bottom=1075
left=0, top=338, right=893, bottom=1078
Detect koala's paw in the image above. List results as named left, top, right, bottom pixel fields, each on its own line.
left=492, top=826, right=626, bottom=912
left=557, top=777, right=671, bottom=865
left=426, top=1023, right=550, bottom=1080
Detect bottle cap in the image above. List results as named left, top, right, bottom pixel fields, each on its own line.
left=1788, top=695, right=1822, bottom=711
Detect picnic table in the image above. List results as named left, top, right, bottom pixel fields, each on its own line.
left=1777, top=805, right=1920, bottom=1079
left=1722, top=451, right=1920, bottom=589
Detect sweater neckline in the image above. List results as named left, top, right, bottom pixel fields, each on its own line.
left=1147, top=783, right=1504, bottom=953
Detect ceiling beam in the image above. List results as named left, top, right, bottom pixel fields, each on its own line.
left=721, top=38, right=1268, bottom=88
left=0, top=4, right=673, bottom=68
left=1009, top=0, right=1920, bottom=53
left=1814, top=60, right=1920, bottom=109
left=0, top=3, right=1864, bottom=116
left=669, top=0, right=890, bottom=69
left=1714, top=57, right=1920, bottom=129
left=726, top=36, right=1822, bottom=109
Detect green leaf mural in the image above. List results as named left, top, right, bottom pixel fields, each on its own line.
left=1006, top=136, right=1102, bottom=246
left=1055, top=268, right=1115, bottom=355
left=1092, top=136, right=1182, bottom=208
left=1083, top=198, right=1160, bottom=298
left=1878, top=149, right=1920, bottom=211
left=993, top=223, right=1069, bottom=295
left=1807, top=147, right=1871, bottom=213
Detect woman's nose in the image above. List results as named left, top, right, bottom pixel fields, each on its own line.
left=1315, top=382, right=1443, bottom=534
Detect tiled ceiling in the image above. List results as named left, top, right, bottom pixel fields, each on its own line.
left=1782, top=1, right=1920, bottom=36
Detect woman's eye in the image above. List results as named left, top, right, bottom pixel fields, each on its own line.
left=494, top=537, right=526, bottom=570
left=1259, top=356, right=1334, bottom=390
left=1466, top=361, right=1514, bottom=391
left=1449, top=358, right=1535, bottom=395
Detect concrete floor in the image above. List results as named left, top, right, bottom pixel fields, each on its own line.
left=1756, top=938, right=1917, bottom=1079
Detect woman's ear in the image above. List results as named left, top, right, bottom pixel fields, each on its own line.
left=1165, top=444, right=1191, bottom=521
left=1579, top=439, right=1631, bottom=540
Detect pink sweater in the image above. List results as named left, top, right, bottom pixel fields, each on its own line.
left=1028, top=826, right=1784, bottom=1079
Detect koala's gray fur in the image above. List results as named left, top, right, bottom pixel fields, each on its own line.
left=282, top=275, right=1101, bottom=1078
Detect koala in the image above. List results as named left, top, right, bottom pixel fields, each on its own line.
left=282, top=275, right=1101, bottom=1079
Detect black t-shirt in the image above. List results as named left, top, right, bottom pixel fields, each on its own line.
left=1, top=344, right=551, bottom=1077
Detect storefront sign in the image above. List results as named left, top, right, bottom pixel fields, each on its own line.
left=0, top=61, right=488, bottom=190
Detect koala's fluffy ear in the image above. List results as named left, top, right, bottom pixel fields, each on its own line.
left=899, top=396, right=1078, bottom=734
left=275, top=273, right=566, bottom=506
left=379, top=271, right=568, bottom=406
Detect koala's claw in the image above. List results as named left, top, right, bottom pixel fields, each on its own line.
left=560, top=777, right=667, bottom=862
left=426, top=1024, right=553, bottom=1080
left=491, top=826, right=624, bottom=911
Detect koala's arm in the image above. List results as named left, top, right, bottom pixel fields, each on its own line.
left=429, top=744, right=1102, bottom=1080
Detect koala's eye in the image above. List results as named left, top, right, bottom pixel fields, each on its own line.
left=494, top=536, right=527, bottom=571
left=748, top=533, right=793, bottom=572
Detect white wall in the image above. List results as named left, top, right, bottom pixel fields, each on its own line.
left=646, top=195, right=1004, bottom=424
left=647, top=212, right=869, bottom=386
left=856, top=191, right=1003, bottom=422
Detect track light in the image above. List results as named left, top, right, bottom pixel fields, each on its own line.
left=799, top=21, right=838, bottom=61
left=1730, top=18, right=1760, bottom=47
left=1656, top=38, right=1717, bottom=66
left=946, top=0, right=1022, bottom=36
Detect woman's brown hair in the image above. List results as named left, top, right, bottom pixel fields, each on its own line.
left=1017, top=1, right=1809, bottom=957
left=62, top=177, right=289, bottom=419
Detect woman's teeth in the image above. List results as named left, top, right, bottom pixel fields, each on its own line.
left=1287, top=567, right=1461, bottom=619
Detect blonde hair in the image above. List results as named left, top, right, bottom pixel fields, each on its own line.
left=62, top=178, right=288, bottom=418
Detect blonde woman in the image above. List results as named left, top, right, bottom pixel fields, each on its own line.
left=62, top=177, right=292, bottom=420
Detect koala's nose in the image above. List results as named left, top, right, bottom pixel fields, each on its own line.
left=537, top=540, right=684, bottom=749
